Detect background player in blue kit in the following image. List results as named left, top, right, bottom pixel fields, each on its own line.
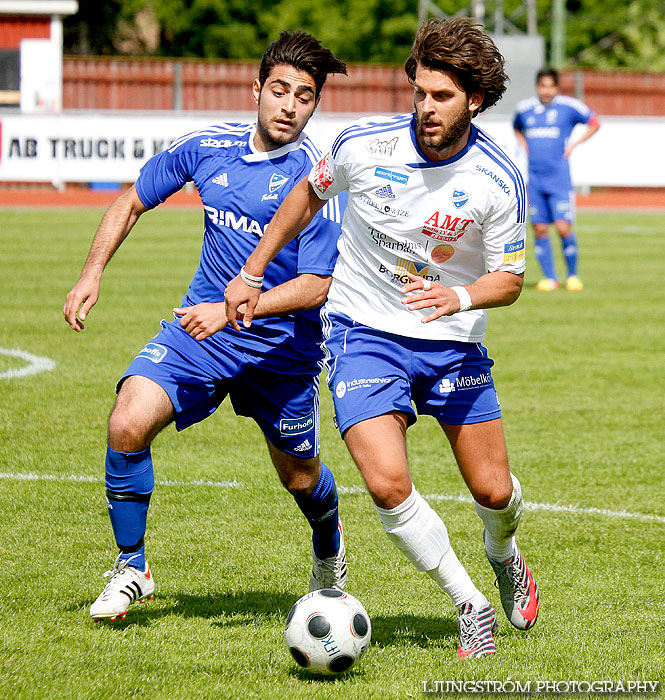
left=63, top=32, right=348, bottom=621
left=513, top=68, right=600, bottom=292
left=227, top=18, right=539, bottom=660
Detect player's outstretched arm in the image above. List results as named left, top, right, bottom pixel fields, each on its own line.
left=63, top=184, right=148, bottom=331
left=225, top=177, right=326, bottom=331
left=175, top=274, right=331, bottom=341
left=401, top=271, right=524, bottom=323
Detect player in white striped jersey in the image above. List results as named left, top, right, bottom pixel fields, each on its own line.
left=64, top=32, right=348, bottom=621
left=227, top=18, right=539, bottom=658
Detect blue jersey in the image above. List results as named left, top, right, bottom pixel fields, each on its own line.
left=135, top=123, right=344, bottom=365
left=513, top=95, right=596, bottom=181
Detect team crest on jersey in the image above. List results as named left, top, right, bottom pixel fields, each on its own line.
left=374, top=185, right=396, bottom=199
left=452, top=189, right=469, bottom=208
left=269, top=172, right=289, bottom=192
left=313, top=154, right=334, bottom=193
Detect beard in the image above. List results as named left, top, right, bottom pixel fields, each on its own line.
left=415, top=102, right=473, bottom=153
left=255, top=118, right=296, bottom=150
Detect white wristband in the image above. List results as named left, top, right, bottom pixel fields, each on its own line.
left=450, top=285, right=472, bottom=312
left=240, top=266, right=263, bottom=289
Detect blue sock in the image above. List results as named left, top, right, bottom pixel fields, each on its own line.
left=534, top=236, right=557, bottom=280
left=292, top=463, right=340, bottom=559
left=561, top=233, right=578, bottom=276
left=105, top=445, right=154, bottom=571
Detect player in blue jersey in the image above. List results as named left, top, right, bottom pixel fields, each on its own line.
left=513, top=68, right=600, bottom=291
left=63, top=32, right=348, bottom=621
left=227, top=18, right=539, bottom=659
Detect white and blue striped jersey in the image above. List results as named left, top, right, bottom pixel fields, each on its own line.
left=513, top=95, right=597, bottom=179
left=136, top=123, right=344, bottom=363
left=308, top=114, right=526, bottom=342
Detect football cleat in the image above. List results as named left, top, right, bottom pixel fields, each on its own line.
left=485, top=539, right=539, bottom=630
left=535, top=278, right=561, bottom=291
left=565, top=275, right=584, bottom=292
left=456, top=602, right=498, bottom=659
left=90, top=553, right=155, bottom=621
left=309, top=522, right=347, bottom=592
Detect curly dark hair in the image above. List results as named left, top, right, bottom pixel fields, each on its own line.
left=404, top=18, right=508, bottom=115
left=259, top=31, right=347, bottom=99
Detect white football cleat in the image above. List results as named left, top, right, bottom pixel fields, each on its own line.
left=309, top=522, right=347, bottom=592
left=90, top=554, right=155, bottom=621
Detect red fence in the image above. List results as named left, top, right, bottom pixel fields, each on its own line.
left=63, top=56, right=665, bottom=116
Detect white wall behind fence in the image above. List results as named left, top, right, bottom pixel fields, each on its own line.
left=1, top=111, right=664, bottom=188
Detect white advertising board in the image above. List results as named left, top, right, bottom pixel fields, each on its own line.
left=20, top=39, right=62, bottom=113
left=1, top=111, right=664, bottom=187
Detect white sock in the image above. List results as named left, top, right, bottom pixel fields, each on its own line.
left=428, top=546, right=489, bottom=610
left=475, top=473, right=523, bottom=563
left=375, top=488, right=487, bottom=609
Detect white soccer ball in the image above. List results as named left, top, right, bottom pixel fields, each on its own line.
left=284, top=589, right=371, bottom=675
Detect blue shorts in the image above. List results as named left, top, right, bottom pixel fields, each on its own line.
left=119, top=319, right=321, bottom=458
left=528, top=175, right=574, bottom=225
left=322, top=313, right=501, bottom=435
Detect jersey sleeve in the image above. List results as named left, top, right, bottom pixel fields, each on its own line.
left=295, top=191, right=345, bottom=276
left=135, top=143, right=197, bottom=209
left=482, top=199, right=527, bottom=274
left=569, top=99, right=597, bottom=127
left=512, top=111, right=524, bottom=132
left=307, top=150, right=349, bottom=201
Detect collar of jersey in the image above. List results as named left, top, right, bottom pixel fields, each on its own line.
left=242, top=125, right=308, bottom=162
left=407, top=117, right=479, bottom=168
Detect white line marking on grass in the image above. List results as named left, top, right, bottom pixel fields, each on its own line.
left=0, top=472, right=241, bottom=489
left=580, top=224, right=656, bottom=235
left=0, top=348, right=56, bottom=379
left=339, top=485, right=665, bottom=525
left=1, top=472, right=663, bottom=525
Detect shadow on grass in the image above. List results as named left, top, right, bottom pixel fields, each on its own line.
left=69, top=590, right=458, bottom=648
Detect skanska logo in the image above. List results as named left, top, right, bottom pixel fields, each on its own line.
left=475, top=165, right=511, bottom=194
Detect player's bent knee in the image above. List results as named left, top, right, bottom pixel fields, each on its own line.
left=271, top=451, right=321, bottom=495
left=108, top=409, right=154, bottom=453
left=283, top=475, right=318, bottom=497
left=473, top=487, right=512, bottom=511
left=366, top=477, right=413, bottom=511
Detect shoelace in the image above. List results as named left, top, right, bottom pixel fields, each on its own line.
left=495, top=556, right=529, bottom=603
left=314, top=554, right=346, bottom=582
left=458, top=609, right=482, bottom=649
left=100, top=553, right=142, bottom=597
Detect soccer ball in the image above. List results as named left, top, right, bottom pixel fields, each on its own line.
left=284, top=589, right=371, bottom=675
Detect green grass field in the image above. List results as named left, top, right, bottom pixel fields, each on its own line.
left=1, top=207, right=664, bottom=699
